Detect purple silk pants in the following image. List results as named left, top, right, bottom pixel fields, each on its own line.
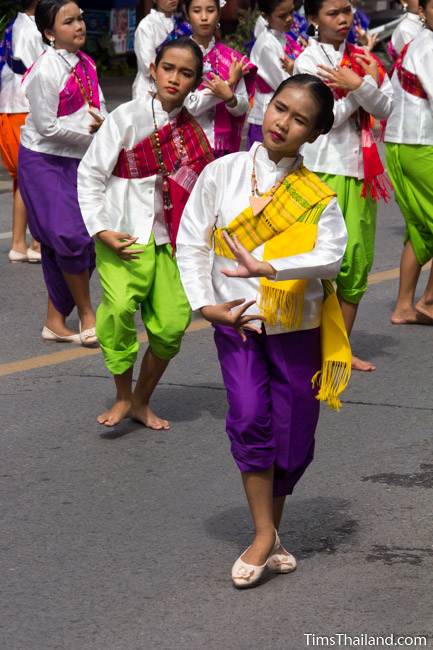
left=18, top=145, right=95, bottom=316
left=214, top=325, right=321, bottom=497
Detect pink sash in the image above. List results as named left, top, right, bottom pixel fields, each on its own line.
left=57, top=51, right=100, bottom=117
left=198, top=42, right=257, bottom=155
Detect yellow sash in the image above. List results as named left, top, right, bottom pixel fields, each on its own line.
left=214, top=165, right=351, bottom=410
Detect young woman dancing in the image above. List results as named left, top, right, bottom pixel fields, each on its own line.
left=294, top=0, right=393, bottom=371
left=78, top=38, right=214, bottom=429
left=19, top=0, right=106, bottom=345
left=177, top=75, right=350, bottom=588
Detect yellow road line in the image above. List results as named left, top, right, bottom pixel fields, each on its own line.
left=0, top=263, right=431, bottom=378
left=0, top=319, right=210, bottom=377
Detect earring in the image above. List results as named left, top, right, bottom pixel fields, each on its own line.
left=217, top=21, right=221, bottom=28
left=420, top=13, right=426, bottom=24
left=49, top=37, right=55, bottom=47
left=313, top=23, right=319, bottom=39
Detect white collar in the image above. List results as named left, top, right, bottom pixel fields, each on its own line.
left=249, top=142, right=303, bottom=172
left=194, top=36, right=216, bottom=56
left=269, top=28, right=286, bottom=44
left=150, top=8, right=174, bottom=27
left=151, top=95, right=183, bottom=120
left=405, top=11, right=423, bottom=23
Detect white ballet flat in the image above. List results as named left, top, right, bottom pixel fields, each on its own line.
left=231, top=530, right=279, bottom=589
left=8, top=249, right=27, bottom=263
left=41, top=326, right=81, bottom=344
left=266, top=537, right=297, bottom=574
left=79, top=323, right=98, bottom=347
left=26, top=247, right=41, bottom=263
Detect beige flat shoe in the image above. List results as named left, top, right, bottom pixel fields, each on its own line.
left=41, top=326, right=81, bottom=344
left=266, top=540, right=297, bottom=574
left=231, top=530, right=279, bottom=589
left=8, top=249, right=27, bottom=263
left=26, top=247, right=41, bottom=263
left=79, top=323, right=98, bottom=347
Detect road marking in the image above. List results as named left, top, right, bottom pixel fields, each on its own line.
left=0, top=319, right=210, bottom=377
left=0, top=263, right=431, bottom=378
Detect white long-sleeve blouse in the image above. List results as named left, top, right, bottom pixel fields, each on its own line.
left=176, top=142, right=348, bottom=334
left=293, top=39, right=393, bottom=178
left=385, top=28, right=433, bottom=145
left=20, top=46, right=106, bottom=159
left=0, top=13, right=44, bottom=114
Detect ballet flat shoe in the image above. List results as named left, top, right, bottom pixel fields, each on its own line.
left=26, top=247, right=41, bottom=263
left=266, top=538, right=297, bottom=574
left=41, top=326, right=81, bottom=344
left=79, top=323, right=98, bottom=347
left=231, top=530, right=279, bottom=589
left=8, top=249, right=28, bottom=263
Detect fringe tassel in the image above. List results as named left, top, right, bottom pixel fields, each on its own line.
left=259, top=285, right=304, bottom=329
left=311, top=361, right=352, bottom=411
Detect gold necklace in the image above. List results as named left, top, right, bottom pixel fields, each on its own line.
left=250, top=145, right=299, bottom=217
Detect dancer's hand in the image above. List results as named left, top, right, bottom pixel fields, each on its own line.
left=200, top=299, right=263, bottom=341
left=227, top=55, right=250, bottom=86
left=220, top=231, right=276, bottom=279
left=97, top=230, right=145, bottom=260
left=88, top=108, right=104, bottom=133
left=354, top=52, right=380, bottom=83
left=202, top=73, right=237, bottom=105
left=280, top=55, right=295, bottom=75
left=317, top=64, right=363, bottom=91
left=356, top=26, right=378, bottom=51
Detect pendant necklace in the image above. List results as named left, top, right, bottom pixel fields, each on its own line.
left=249, top=144, right=299, bottom=217
left=56, top=49, right=94, bottom=106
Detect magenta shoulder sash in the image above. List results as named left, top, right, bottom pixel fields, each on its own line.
left=112, top=108, right=214, bottom=248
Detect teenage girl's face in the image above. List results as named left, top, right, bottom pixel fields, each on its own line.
left=420, top=0, right=433, bottom=30
left=262, top=85, right=322, bottom=161
left=150, top=47, right=199, bottom=109
left=156, top=0, right=179, bottom=17
left=187, top=0, right=220, bottom=40
left=311, top=0, right=353, bottom=45
left=267, top=0, right=295, bottom=33
left=45, top=2, right=86, bottom=52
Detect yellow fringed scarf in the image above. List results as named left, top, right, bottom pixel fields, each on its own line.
left=214, top=165, right=352, bottom=410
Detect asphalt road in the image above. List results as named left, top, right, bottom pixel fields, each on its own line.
left=0, top=79, right=432, bottom=650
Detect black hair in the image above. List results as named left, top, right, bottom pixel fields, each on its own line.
left=184, top=0, right=220, bottom=16
left=419, top=0, right=430, bottom=8
left=35, top=0, right=76, bottom=44
left=271, top=74, right=335, bottom=134
left=19, top=0, right=39, bottom=10
left=304, top=0, right=326, bottom=16
left=154, top=37, right=204, bottom=85
left=258, top=0, right=288, bottom=15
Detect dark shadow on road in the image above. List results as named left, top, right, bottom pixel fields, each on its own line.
left=204, top=497, right=359, bottom=559
left=350, top=331, right=398, bottom=360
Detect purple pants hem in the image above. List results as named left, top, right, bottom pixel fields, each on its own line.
left=247, top=124, right=263, bottom=150
left=214, top=324, right=321, bottom=497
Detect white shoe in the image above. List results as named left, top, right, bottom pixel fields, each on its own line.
left=79, top=323, right=98, bottom=347
left=41, top=326, right=81, bottom=344
left=26, top=247, right=41, bottom=263
left=8, top=249, right=27, bottom=263
left=231, top=530, right=278, bottom=589
left=266, top=532, right=297, bottom=574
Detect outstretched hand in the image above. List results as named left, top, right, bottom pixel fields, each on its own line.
left=97, top=230, right=145, bottom=260
left=200, top=299, right=263, bottom=341
left=220, top=231, right=276, bottom=279
left=227, top=55, right=250, bottom=86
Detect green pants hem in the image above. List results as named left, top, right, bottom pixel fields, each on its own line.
left=317, top=173, right=377, bottom=303
left=95, top=237, right=191, bottom=376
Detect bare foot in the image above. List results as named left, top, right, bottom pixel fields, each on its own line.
left=240, top=529, right=276, bottom=566
left=45, top=321, right=77, bottom=337
left=97, top=399, right=132, bottom=427
left=391, top=305, right=431, bottom=324
left=352, top=355, right=376, bottom=372
left=130, top=403, right=170, bottom=430
left=415, top=299, right=433, bottom=323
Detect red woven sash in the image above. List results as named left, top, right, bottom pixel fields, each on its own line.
left=395, top=42, right=428, bottom=99
left=113, top=108, right=214, bottom=248
left=335, top=43, right=392, bottom=202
